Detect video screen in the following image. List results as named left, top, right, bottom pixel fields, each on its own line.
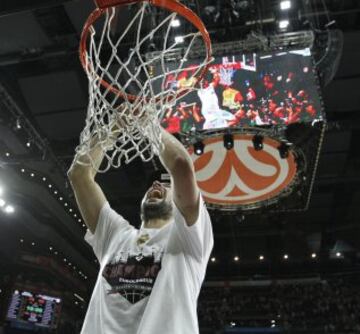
left=6, top=290, right=62, bottom=328
left=158, top=48, right=322, bottom=133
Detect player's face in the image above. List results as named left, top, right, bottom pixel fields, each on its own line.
left=141, top=181, right=173, bottom=223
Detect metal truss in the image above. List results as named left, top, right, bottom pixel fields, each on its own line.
left=146, top=30, right=315, bottom=61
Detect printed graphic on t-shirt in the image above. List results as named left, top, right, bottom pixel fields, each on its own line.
left=102, top=251, right=163, bottom=304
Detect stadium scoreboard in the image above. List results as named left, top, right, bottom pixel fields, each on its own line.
left=6, top=290, right=62, bottom=329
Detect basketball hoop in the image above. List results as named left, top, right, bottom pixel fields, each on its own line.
left=76, top=0, right=212, bottom=172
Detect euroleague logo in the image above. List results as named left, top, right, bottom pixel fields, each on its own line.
left=188, top=134, right=297, bottom=206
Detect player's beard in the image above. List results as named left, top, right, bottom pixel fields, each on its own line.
left=141, top=199, right=173, bottom=223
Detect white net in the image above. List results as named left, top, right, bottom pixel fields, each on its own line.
left=76, top=2, right=211, bottom=172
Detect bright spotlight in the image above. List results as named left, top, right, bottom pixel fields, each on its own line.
left=234, top=256, right=239, bottom=262
left=280, top=1, right=291, bottom=10
left=211, top=257, right=216, bottom=262
left=283, top=254, right=289, bottom=260
left=252, top=135, right=264, bottom=151
left=279, top=20, right=290, bottom=29
left=336, top=252, right=342, bottom=257
left=278, top=141, right=292, bottom=159
left=171, top=19, right=181, bottom=27
left=175, top=36, right=184, bottom=44
left=194, top=141, right=205, bottom=156
left=0, top=198, right=5, bottom=207
left=259, top=255, right=264, bottom=261
left=223, top=133, right=234, bottom=150
left=311, top=253, right=317, bottom=258
left=4, top=205, right=15, bottom=214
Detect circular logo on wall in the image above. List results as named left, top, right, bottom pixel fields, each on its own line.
left=188, top=134, right=297, bottom=208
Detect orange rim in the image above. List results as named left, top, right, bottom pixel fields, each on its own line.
left=79, top=0, right=212, bottom=103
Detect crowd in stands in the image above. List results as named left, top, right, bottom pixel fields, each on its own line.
left=2, top=262, right=360, bottom=334
left=198, top=276, right=360, bottom=333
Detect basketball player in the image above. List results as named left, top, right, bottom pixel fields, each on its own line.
left=68, top=124, right=214, bottom=334
left=197, top=68, right=236, bottom=130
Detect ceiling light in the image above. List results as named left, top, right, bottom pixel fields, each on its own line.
left=0, top=199, right=5, bottom=207
left=223, top=133, right=234, bottom=150
left=311, top=253, right=317, bottom=258
left=59, top=197, right=63, bottom=201
left=283, top=254, right=289, bottom=259
left=20, top=239, right=24, bottom=243
left=211, top=257, right=216, bottom=262
left=26, top=141, right=31, bottom=148
left=259, top=255, right=264, bottom=261
left=42, top=177, right=46, bottom=181
left=5, top=152, right=10, bottom=157
left=4, top=205, right=14, bottom=214
left=171, top=18, right=181, bottom=27
left=175, top=36, right=184, bottom=44
left=21, top=169, right=25, bottom=173
left=31, top=242, right=35, bottom=246
left=49, top=247, right=53, bottom=251
left=280, top=1, right=291, bottom=10
left=64, top=203, right=68, bottom=207
left=279, top=20, right=289, bottom=29
left=48, top=184, right=52, bottom=188
left=234, top=256, right=239, bottom=261
left=336, top=252, right=341, bottom=257
left=16, top=119, right=22, bottom=129
left=252, top=135, right=264, bottom=151
left=30, top=173, right=35, bottom=177
left=278, top=141, right=292, bottom=159
left=194, top=140, right=205, bottom=156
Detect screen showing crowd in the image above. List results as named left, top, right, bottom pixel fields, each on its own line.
left=159, top=48, right=322, bottom=133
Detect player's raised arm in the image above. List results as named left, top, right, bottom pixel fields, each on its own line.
left=159, top=127, right=200, bottom=226
left=67, top=137, right=110, bottom=234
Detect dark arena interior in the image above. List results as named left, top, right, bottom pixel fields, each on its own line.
left=0, top=0, right=360, bottom=333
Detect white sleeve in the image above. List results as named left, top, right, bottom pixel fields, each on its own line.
left=84, top=202, right=134, bottom=261
left=172, top=195, right=214, bottom=262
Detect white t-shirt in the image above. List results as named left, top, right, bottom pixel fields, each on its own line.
left=197, top=85, right=221, bottom=118
left=197, top=86, right=236, bottom=129
left=81, top=196, right=213, bottom=334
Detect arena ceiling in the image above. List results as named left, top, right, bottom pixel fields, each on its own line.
left=0, top=0, right=359, bottom=290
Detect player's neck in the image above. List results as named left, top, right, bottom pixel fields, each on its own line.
left=143, top=218, right=171, bottom=229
